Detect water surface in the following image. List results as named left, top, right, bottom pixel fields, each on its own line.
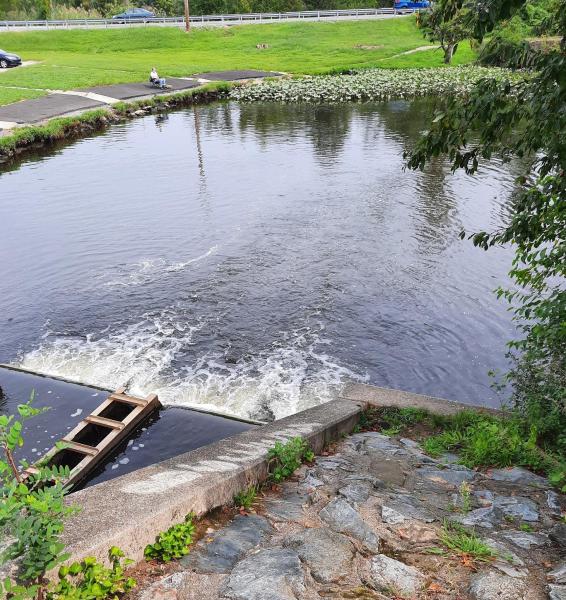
left=0, top=100, right=518, bottom=419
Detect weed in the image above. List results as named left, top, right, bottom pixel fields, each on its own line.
left=234, top=484, right=258, bottom=510
left=144, top=513, right=195, bottom=562
left=519, top=523, right=533, bottom=532
left=423, top=546, right=448, bottom=556
left=267, top=437, right=314, bottom=483
left=459, top=481, right=472, bottom=514
left=51, top=546, right=136, bottom=599
left=440, top=521, right=497, bottom=561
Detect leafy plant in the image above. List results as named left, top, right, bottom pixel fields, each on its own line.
left=49, top=547, right=136, bottom=599
left=267, top=437, right=315, bottom=483
left=144, top=514, right=196, bottom=562
left=0, top=395, right=78, bottom=600
left=406, top=0, right=565, bottom=485
left=377, top=407, right=430, bottom=436
left=234, top=484, right=258, bottom=510
left=519, top=522, right=533, bottom=532
left=440, top=521, right=497, bottom=561
left=0, top=396, right=135, bottom=600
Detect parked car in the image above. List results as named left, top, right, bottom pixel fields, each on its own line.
left=0, top=49, right=22, bottom=69
left=112, top=8, right=156, bottom=22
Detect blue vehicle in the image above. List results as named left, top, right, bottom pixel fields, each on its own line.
left=394, top=0, right=430, bottom=8
left=112, top=8, right=156, bottom=22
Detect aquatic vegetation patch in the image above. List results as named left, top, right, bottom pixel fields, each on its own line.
left=229, top=66, right=522, bottom=103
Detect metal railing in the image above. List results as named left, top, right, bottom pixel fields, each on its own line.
left=0, top=8, right=416, bottom=30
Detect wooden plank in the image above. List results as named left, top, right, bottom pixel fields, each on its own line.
left=84, top=415, right=125, bottom=430
left=109, top=393, right=147, bottom=406
left=62, top=440, right=99, bottom=456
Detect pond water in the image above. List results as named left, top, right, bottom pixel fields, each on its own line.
left=0, top=100, right=519, bottom=421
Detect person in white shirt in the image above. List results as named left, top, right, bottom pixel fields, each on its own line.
left=150, top=67, right=165, bottom=89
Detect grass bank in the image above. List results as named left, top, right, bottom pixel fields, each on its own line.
left=0, top=17, right=478, bottom=106
left=360, top=406, right=566, bottom=491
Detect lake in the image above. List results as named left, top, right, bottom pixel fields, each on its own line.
left=0, top=100, right=518, bottom=421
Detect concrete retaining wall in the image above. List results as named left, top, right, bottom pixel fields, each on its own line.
left=61, top=398, right=362, bottom=565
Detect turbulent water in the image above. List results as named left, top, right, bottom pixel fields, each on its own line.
left=0, top=100, right=519, bottom=420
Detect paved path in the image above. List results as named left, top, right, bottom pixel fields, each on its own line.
left=0, top=70, right=281, bottom=130
left=134, top=430, right=565, bottom=600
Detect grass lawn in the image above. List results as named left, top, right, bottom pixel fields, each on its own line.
left=0, top=17, right=477, bottom=106
left=0, top=85, right=46, bottom=106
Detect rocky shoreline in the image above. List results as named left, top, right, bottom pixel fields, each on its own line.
left=132, top=429, right=565, bottom=600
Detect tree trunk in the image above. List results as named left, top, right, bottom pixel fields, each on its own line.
left=443, top=43, right=456, bottom=64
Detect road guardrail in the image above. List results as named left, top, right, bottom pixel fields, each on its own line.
left=0, top=8, right=416, bottom=30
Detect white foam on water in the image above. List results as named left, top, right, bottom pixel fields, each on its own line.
left=17, top=309, right=366, bottom=421
left=100, top=245, right=218, bottom=288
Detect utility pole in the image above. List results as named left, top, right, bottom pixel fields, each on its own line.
left=184, top=0, right=190, bottom=31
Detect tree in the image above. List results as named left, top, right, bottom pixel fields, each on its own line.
left=419, top=0, right=473, bottom=63
left=407, top=0, right=565, bottom=458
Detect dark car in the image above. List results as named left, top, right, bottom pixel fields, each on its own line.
left=0, top=49, right=22, bottom=69
left=112, top=8, right=156, bottom=21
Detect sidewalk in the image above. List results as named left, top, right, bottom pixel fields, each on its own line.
left=0, top=70, right=280, bottom=130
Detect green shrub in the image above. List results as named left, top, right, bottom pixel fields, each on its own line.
left=267, top=437, right=314, bottom=483
left=49, top=547, right=136, bottom=599
left=0, top=396, right=135, bottom=600
left=144, top=514, right=196, bottom=562
left=0, top=396, right=77, bottom=600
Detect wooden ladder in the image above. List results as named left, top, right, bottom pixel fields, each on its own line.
left=25, top=387, right=161, bottom=488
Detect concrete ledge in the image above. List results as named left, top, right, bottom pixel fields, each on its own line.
left=341, top=382, right=502, bottom=416
left=61, top=398, right=362, bottom=565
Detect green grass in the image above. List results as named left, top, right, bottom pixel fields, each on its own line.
left=234, top=484, right=259, bottom=510
left=439, top=521, right=497, bottom=561
left=0, top=18, right=476, bottom=105
left=379, top=42, right=477, bottom=68
left=0, top=86, right=46, bottom=107
left=359, top=406, right=566, bottom=491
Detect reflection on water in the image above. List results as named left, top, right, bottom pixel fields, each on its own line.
left=0, top=100, right=518, bottom=420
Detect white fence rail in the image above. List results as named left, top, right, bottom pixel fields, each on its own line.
left=0, top=8, right=416, bottom=30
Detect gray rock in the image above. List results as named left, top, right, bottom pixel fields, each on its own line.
left=181, top=515, right=273, bottom=573
left=369, top=554, right=425, bottom=595
left=489, top=467, right=549, bottom=488
left=139, top=572, right=192, bottom=600
left=473, top=489, right=495, bottom=506
left=363, top=433, right=407, bottom=455
left=319, top=498, right=380, bottom=553
left=484, top=538, right=524, bottom=567
left=399, top=437, right=421, bottom=449
left=550, top=523, right=566, bottom=548
left=339, top=482, right=372, bottom=504
left=547, top=490, right=562, bottom=515
left=283, top=528, right=354, bottom=583
left=221, top=547, right=305, bottom=600
left=469, top=571, right=528, bottom=600
left=415, top=465, right=475, bottom=487
left=454, top=507, right=497, bottom=529
left=549, top=562, right=566, bottom=584
left=549, top=585, right=566, bottom=600
left=439, top=452, right=461, bottom=464
left=264, top=490, right=309, bottom=523
left=493, top=496, right=539, bottom=522
left=501, top=531, right=549, bottom=549
left=344, top=474, right=386, bottom=490
left=302, top=471, right=324, bottom=489
left=380, top=495, right=435, bottom=524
